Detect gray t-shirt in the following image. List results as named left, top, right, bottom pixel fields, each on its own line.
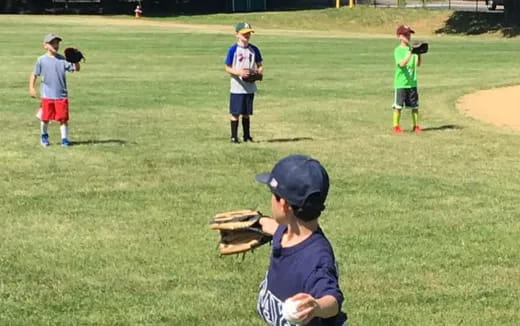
left=33, top=54, right=74, bottom=99
left=225, top=43, right=263, bottom=94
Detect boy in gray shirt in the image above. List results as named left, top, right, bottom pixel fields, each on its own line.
left=29, top=33, right=80, bottom=147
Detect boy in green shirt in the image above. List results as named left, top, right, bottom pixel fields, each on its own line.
left=393, top=25, right=422, bottom=133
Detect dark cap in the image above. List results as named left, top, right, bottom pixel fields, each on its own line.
left=396, top=25, right=415, bottom=36
left=256, top=154, right=329, bottom=213
left=235, top=22, right=255, bottom=34
left=43, top=33, right=62, bottom=43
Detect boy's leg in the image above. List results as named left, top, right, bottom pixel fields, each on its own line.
left=229, top=94, right=243, bottom=143
left=242, top=115, right=252, bottom=141
left=392, top=109, right=402, bottom=133
left=40, top=99, right=53, bottom=147
left=409, top=88, right=421, bottom=132
left=411, top=109, right=421, bottom=132
left=40, top=121, right=50, bottom=147
left=60, top=122, right=69, bottom=146
left=392, top=89, right=404, bottom=133
left=242, top=93, right=254, bottom=142
left=230, top=115, right=240, bottom=143
left=54, top=98, right=70, bottom=146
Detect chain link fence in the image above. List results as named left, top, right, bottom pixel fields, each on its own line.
left=355, top=0, right=502, bottom=12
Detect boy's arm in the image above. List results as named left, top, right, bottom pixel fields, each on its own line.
left=289, top=293, right=339, bottom=322
left=259, top=216, right=278, bottom=236
left=256, top=62, right=263, bottom=74
left=74, top=62, right=81, bottom=72
left=417, top=54, right=422, bottom=67
left=398, top=50, right=413, bottom=67
left=29, top=74, right=38, bottom=98
left=225, top=65, right=249, bottom=78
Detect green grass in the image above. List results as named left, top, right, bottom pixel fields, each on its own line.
left=141, top=6, right=453, bottom=35
left=1, top=12, right=520, bottom=326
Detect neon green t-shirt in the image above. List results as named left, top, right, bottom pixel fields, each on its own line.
left=394, top=45, right=418, bottom=89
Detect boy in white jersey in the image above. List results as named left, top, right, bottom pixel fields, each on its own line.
left=224, top=22, right=263, bottom=143
left=29, top=33, right=80, bottom=147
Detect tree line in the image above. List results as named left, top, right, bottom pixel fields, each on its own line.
left=1, top=0, right=519, bottom=26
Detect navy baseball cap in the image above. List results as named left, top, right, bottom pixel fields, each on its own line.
left=255, top=154, right=329, bottom=212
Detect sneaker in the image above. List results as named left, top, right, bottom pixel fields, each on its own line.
left=392, top=126, right=403, bottom=134
left=40, top=134, right=50, bottom=147
left=61, top=138, right=70, bottom=147
left=413, top=125, right=422, bottom=133
left=230, top=137, right=240, bottom=144
left=243, top=136, right=254, bottom=142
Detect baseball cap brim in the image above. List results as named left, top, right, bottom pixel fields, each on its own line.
left=238, top=28, right=255, bottom=34
left=255, top=172, right=271, bottom=184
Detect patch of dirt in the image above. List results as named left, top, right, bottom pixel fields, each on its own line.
left=457, top=86, right=520, bottom=130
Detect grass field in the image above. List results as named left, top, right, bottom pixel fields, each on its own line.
left=1, top=9, right=520, bottom=325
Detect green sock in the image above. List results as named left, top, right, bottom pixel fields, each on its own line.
left=412, top=109, right=419, bottom=126
left=393, top=110, right=401, bottom=127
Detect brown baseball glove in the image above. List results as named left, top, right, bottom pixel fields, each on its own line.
left=209, top=209, right=272, bottom=255
left=242, top=69, right=263, bottom=83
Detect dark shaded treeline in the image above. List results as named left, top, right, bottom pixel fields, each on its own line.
left=0, top=0, right=332, bottom=14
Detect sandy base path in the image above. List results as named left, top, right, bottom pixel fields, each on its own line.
left=457, top=85, right=520, bottom=130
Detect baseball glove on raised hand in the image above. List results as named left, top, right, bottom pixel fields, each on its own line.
left=242, top=69, right=263, bottom=83
left=64, top=47, right=85, bottom=63
left=411, top=41, right=429, bottom=55
left=209, top=209, right=272, bottom=256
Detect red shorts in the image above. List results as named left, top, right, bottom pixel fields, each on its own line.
left=41, top=98, right=69, bottom=122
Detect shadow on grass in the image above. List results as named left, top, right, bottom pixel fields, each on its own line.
left=262, top=137, right=314, bottom=143
left=436, top=11, right=520, bottom=37
left=70, top=139, right=129, bottom=146
left=422, top=124, right=463, bottom=132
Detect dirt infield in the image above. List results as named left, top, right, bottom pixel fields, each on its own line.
left=457, top=85, right=520, bottom=130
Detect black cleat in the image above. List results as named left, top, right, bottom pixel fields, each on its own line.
left=230, top=137, right=240, bottom=144
left=243, top=136, right=254, bottom=142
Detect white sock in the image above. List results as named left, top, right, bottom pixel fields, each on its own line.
left=41, top=122, right=48, bottom=135
left=60, top=124, right=68, bottom=139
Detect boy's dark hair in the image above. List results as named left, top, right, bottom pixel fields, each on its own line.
left=274, top=193, right=324, bottom=221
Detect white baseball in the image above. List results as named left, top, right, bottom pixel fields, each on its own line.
left=282, top=298, right=305, bottom=325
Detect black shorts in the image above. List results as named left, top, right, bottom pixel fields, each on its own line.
left=229, top=93, right=254, bottom=116
left=393, top=87, right=419, bottom=109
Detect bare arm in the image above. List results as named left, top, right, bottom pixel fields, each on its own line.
left=225, top=65, right=249, bottom=78
left=290, top=293, right=339, bottom=322
left=417, top=54, right=422, bottom=67
left=399, top=50, right=413, bottom=67
left=259, top=217, right=278, bottom=236
left=29, top=74, right=38, bottom=97
left=256, top=63, right=263, bottom=74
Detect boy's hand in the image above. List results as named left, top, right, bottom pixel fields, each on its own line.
left=289, top=293, right=320, bottom=324
left=239, top=68, right=250, bottom=78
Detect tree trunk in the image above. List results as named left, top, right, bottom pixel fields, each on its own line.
left=504, top=0, right=520, bottom=26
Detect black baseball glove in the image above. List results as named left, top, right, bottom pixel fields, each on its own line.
left=209, top=209, right=272, bottom=256
left=242, top=69, right=263, bottom=83
left=64, top=47, right=85, bottom=63
left=411, top=42, right=429, bottom=55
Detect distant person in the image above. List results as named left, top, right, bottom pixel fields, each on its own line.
left=224, top=22, right=263, bottom=143
left=392, top=25, right=423, bottom=134
left=134, top=5, right=143, bottom=19
left=29, top=33, right=80, bottom=147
